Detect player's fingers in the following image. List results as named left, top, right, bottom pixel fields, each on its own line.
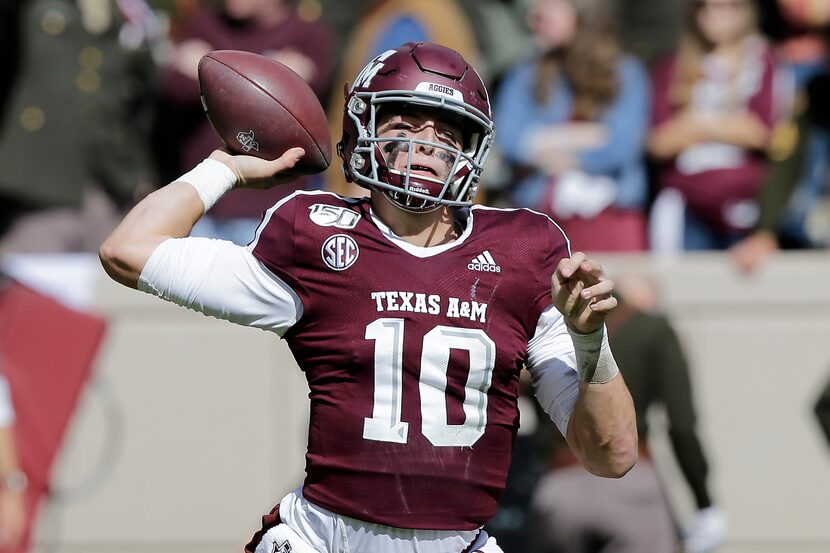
left=580, top=279, right=614, bottom=301
left=588, top=295, right=618, bottom=313
left=568, top=279, right=585, bottom=307
left=573, top=259, right=605, bottom=286
left=553, top=252, right=587, bottom=287
left=553, top=271, right=582, bottom=300
left=556, top=279, right=589, bottom=318
left=267, top=148, right=305, bottom=174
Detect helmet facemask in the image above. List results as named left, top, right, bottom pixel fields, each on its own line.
left=345, top=91, right=495, bottom=213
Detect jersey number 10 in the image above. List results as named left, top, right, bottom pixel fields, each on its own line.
left=363, top=318, right=496, bottom=447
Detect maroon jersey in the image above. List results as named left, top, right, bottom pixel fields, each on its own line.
left=251, top=192, right=569, bottom=530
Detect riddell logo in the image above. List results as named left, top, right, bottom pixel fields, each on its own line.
left=468, top=251, right=501, bottom=273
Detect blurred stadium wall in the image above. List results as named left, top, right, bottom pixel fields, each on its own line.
left=26, top=252, right=830, bottom=553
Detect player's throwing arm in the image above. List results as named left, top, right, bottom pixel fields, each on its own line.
left=100, top=51, right=329, bottom=288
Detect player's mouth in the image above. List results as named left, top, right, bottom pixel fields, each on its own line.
left=409, top=164, right=438, bottom=177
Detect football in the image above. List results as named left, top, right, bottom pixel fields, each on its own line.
left=198, top=50, right=332, bottom=176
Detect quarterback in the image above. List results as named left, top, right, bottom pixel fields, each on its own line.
left=100, top=43, right=637, bottom=553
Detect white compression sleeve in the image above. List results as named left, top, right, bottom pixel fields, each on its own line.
left=525, top=305, right=580, bottom=437
left=138, top=237, right=302, bottom=335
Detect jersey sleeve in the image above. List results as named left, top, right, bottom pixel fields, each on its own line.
left=138, top=237, right=302, bottom=336
left=525, top=305, right=579, bottom=437
left=248, top=195, right=314, bottom=313
left=529, top=216, right=571, bottom=326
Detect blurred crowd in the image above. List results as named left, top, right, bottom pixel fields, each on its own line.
left=1, top=0, right=829, bottom=271
left=1, top=0, right=830, bottom=552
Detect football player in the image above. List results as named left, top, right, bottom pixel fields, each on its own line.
left=100, top=42, right=637, bottom=553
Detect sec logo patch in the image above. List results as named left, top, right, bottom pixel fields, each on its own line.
left=322, top=234, right=359, bottom=271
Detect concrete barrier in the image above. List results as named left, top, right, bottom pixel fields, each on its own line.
left=26, top=251, right=830, bottom=553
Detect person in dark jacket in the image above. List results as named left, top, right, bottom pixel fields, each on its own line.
left=0, top=0, right=157, bottom=253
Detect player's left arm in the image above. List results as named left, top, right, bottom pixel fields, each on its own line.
left=552, top=252, right=638, bottom=478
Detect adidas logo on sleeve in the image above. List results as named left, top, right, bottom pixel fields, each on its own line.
left=468, top=250, right=501, bottom=273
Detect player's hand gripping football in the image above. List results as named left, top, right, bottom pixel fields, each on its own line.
left=552, top=252, right=617, bottom=334
left=209, top=147, right=305, bottom=189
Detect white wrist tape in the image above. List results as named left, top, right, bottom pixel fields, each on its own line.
left=568, top=325, right=619, bottom=384
left=177, top=158, right=237, bottom=212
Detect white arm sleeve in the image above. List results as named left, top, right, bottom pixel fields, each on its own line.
left=138, top=237, right=302, bottom=336
left=526, top=305, right=580, bottom=437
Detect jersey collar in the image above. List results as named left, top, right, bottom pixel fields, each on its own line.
left=368, top=206, right=474, bottom=258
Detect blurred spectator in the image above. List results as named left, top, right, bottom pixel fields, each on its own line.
left=455, top=0, right=536, bottom=84
left=728, top=89, right=805, bottom=271
left=816, top=372, right=830, bottom=447
left=316, top=0, right=364, bottom=48
left=609, top=0, right=685, bottom=66
left=533, top=445, right=677, bottom=553
left=157, top=0, right=334, bottom=245
left=324, top=0, right=481, bottom=198
left=759, top=0, right=830, bottom=85
left=607, top=275, right=726, bottom=553
left=0, top=0, right=158, bottom=255
left=0, top=374, right=25, bottom=551
left=732, top=73, right=830, bottom=270
left=0, top=1, right=21, bottom=116
left=648, top=0, right=789, bottom=251
left=731, top=7, right=830, bottom=272
left=773, top=0, right=830, bottom=85
left=532, top=274, right=726, bottom=553
left=494, top=0, right=650, bottom=252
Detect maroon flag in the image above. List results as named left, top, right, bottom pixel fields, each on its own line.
left=0, top=280, right=106, bottom=553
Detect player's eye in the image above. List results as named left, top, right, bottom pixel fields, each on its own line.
left=438, top=129, right=462, bottom=148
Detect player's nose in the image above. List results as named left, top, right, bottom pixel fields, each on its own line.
left=414, top=124, right=439, bottom=154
